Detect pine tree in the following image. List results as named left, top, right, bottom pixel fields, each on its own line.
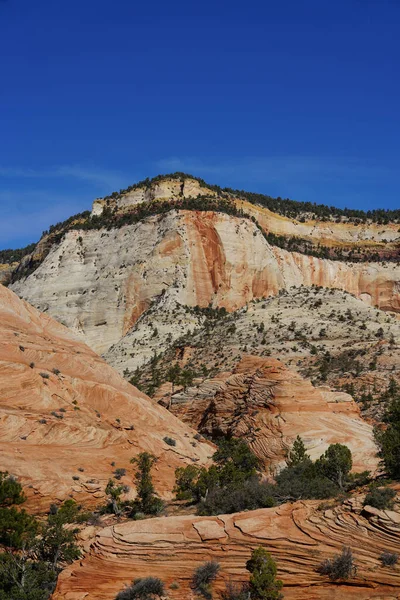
left=246, top=547, right=283, bottom=600
left=130, top=452, right=164, bottom=515
left=286, top=436, right=309, bottom=467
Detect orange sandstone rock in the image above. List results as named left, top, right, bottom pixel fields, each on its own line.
left=0, top=284, right=213, bottom=511
left=169, top=356, right=379, bottom=473
left=53, top=498, right=400, bottom=600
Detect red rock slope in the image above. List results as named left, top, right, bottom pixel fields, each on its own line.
left=0, top=284, right=212, bottom=510
left=53, top=496, right=400, bottom=600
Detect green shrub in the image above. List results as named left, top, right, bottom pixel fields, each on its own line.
left=115, top=577, right=165, bottom=599
left=174, top=438, right=353, bottom=515
left=192, top=561, right=220, bottom=599
left=198, top=478, right=275, bottom=515
left=380, top=551, right=398, bottom=567
left=0, top=553, right=56, bottom=600
left=318, top=546, right=356, bottom=581
left=113, top=468, right=127, bottom=480
left=0, top=472, right=25, bottom=506
left=169, top=581, right=179, bottom=590
left=315, top=443, right=353, bottom=489
left=220, top=580, right=249, bottom=600
left=163, top=436, right=176, bottom=446
left=275, top=459, right=339, bottom=501
left=363, top=486, right=396, bottom=510
left=286, top=435, right=309, bottom=467
left=375, top=396, right=400, bottom=479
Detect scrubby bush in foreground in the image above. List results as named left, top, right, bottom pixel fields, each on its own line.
left=363, top=485, right=396, bottom=510
left=174, top=437, right=357, bottom=515
left=192, top=561, right=220, bottom=599
left=220, top=580, right=250, bottom=600
left=115, top=577, right=165, bottom=600
left=0, top=473, right=82, bottom=600
left=318, top=546, right=357, bottom=581
left=380, top=551, right=398, bottom=567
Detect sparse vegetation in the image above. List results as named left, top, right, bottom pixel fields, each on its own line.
left=115, top=577, right=165, bottom=600
left=192, top=561, right=220, bottom=599
left=317, top=546, right=356, bottom=581
left=246, top=547, right=283, bottom=600
left=363, top=485, right=396, bottom=510
left=380, top=551, right=398, bottom=567
left=163, top=436, right=176, bottom=446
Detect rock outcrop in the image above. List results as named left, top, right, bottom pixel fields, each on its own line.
left=0, top=284, right=212, bottom=510
left=53, top=495, right=400, bottom=600
left=167, top=356, right=379, bottom=473
left=11, top=210, right=400, bottom=358
left=240, top=198, right=400, bottom=246
left=0, top=262, right=17, bottom=285
left=136, top=286, right=400, bottom=422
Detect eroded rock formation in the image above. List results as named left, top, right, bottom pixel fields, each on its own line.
left=167, top=356, right=379, bottom=473
left=53, top=495, right=400, bottom=600
left=11, top=210, right=400, bottom=358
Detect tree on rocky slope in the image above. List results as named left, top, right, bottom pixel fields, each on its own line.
left=376, top=394, right=400, bottom=479
left=315, top=443, right=353, bottom=490
left=0, top=476, right=81, bottom=600
left=285, top=435, right=309, bottom=468
left=105, top=479, right=127, bottom=516
left=246, top=547, right=283, bottom=600
left=130, top=452, right=164, bottom=515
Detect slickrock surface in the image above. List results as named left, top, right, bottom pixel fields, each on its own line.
left=12, top=210, right=400, bottom=358
left=53, top=496, right=400, bottom=600
left=0, top=284, right=212, bottom=510
left=168, top=356, right=378, bottom=473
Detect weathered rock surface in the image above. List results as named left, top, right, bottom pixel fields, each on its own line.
left=0, top=284, right=212, bottom=510
left=167, top=356, right=379, bottom=473
left=53, top=495, right=400, bottom=600
left=240, top=197, right=400, bottom=246
left=128, top=287, right=400, bottom=424
left=11, top=210, right=400, bottom=359
left=0, top=262, right=17, bottom=285
left=92, top=177, right=217, bottom=216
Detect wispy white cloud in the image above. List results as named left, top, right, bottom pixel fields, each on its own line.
left=0, top=190, right=86, bottom=248
left=155, top=155, right=395, bottom=208
left=156, top=155, right=391, bottom=185
left=0, top=164, right=124, bottom=190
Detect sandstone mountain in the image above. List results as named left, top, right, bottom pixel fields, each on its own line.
left=9, top=175, right=400, bottom=363
left=0, top=283, right=212, bottom=510
left=2, top=173, right=400, bottom=600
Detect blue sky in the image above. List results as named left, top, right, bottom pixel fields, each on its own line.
left=1, top=0, right=400, bottom=249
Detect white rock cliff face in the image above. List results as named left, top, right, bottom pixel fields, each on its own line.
left=11, top=210, right=400, bottom=357
left=91, top=178, right=216, bottom=216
